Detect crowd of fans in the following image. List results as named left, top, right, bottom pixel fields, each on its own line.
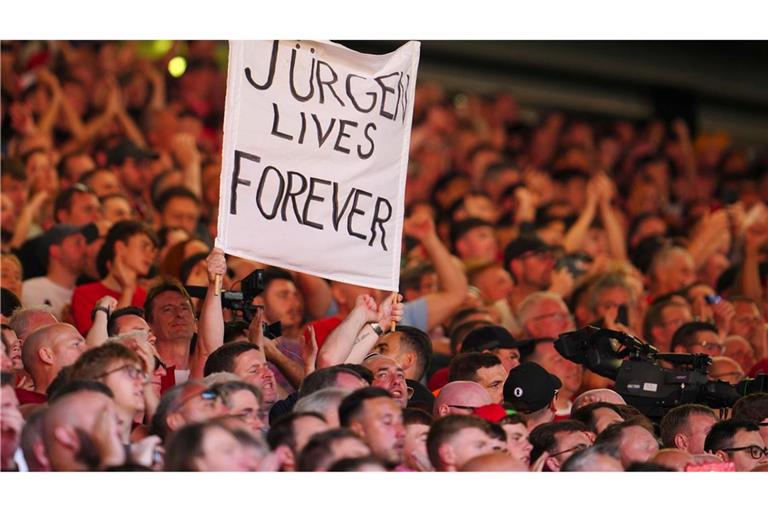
left=1, top=40, right=767, bottom=472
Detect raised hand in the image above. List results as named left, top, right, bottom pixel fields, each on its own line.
left=94, top=295, right=118, bottom=315
left=377, top=292, right=404, bottom=333
left=171, top=132, right=201, bottom=169
left=247, top=306, right=267, bottom=352
left=403, top=212, right=437, bottom=242
left=112, top=254, right=138, bottom=291
left=206, top=247, right=227, bottom=284
left=353, top=294, right=380, bottom=324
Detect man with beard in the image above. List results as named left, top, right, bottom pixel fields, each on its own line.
left=252, top=269, right=309, bottom=397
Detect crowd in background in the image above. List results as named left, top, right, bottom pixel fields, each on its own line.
left=1, top=40, right=767, bottom=472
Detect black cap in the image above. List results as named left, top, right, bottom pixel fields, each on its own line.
left=107, top=140, right=159, bottom=166
left=503, top=362, right=562, bottom=413
left=503, top=235, right=552, bottom=270
left=38, top=224, right=85, bottom=264
left=80, top=222, right=102, bottom=244
left=461, top=325, right=525, bottom=353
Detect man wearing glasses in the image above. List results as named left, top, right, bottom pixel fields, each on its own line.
left=528, top=420, right=594, bottom=472
left=671, top=321, right=724, bottom=358
left=71, top=342, right=155, bottom=443
left=705, top=419, right=768, bottom=471
left=732, top=393, right=768, bottom=446
left=151, top=380, right=229, bottom=441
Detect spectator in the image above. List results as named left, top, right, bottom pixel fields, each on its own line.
left=432, top=380, right=493, bottom=418
left=70, top=220, right=158, bottom=335
left=731, top=393, right=768, bottom=445
left=21, top=224, right=87, bottom=319
left=529, top=420, right=594, bottom=472
left=594, top=418, right=660, bottom=469
left=266, top=411, right=329, bottom=471
left=19, top=323, right=86, bottom=403
left=705, top=419, right=768, bottom=472
left=296, top=428, right=370, bottom=472
left=448, top=352, right=506, bottom=404
left=659, top=404, right=717, bottom=454
left=164, top=420, right=255, bottom=471
left=339, top=387, right=405, bottom=468
left=426, top=414, right=495, bottom=471
left=459, top=324, right=523, bottom=372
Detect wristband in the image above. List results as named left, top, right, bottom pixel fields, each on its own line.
left=369, top=322, right=384, bottom=336
left=91, top=306, right=111, bottom=321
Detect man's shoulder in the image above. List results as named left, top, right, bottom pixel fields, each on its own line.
left=22, top=276, right=51, bottom=289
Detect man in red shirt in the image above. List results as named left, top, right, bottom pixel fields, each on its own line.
left=17, top=323, right=87, bottom=404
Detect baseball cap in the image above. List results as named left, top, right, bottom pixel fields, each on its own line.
left=472, top=403, right=518, bottom=423
left=38, top=224, right=85, bottom=264
left=107, top=139, right=159, bottom=166
left=503, top=362, right=562, bottom=413
left=461, top=325, right=525, bottom=353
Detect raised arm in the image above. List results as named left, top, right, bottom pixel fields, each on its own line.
left=189, top=248, right=227, bottom=378
left=404, top=213, right=468, bottom=331
left=316, top=295, right=378, bottom=368
left=171, top=133, right=202, bottom=199
left=33, top=68, right=63, bottom=136
left=344, top=293, right=402, bottom=364
left=563, top=178, right=599, bottom=253
left=595, top=173, right=628, bottom=261
left=85, top=296, right=118, bottom=348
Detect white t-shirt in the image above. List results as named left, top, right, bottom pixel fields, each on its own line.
left=21, top=277, right=73, bottom=320
left=174, top=368, right=191, bottom=385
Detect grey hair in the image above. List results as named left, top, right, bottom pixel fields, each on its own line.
left=8, top=305, right=57, bottom=339
left=561, top=444, right=621, bottom=472
left=294, top=387, right=352, bottom=416
left=517, top=291, right=569, bottom=330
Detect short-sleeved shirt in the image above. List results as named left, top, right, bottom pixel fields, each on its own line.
left=70, top=281, right=147, bottom=335
left=22, top=277, right=73, bottom=320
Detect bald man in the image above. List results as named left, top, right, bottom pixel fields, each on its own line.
left=572, top=388, right=627, bottom=411
left=433, top=380, right=493, bottom=417
left=42, top=387, right=124, bottom=471
left=460, top=452, right=528, bottom=472
left=20, top=324, right=87, bottom=400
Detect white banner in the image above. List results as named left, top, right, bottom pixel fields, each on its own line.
left=217, top=40, right=420, bottom=291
